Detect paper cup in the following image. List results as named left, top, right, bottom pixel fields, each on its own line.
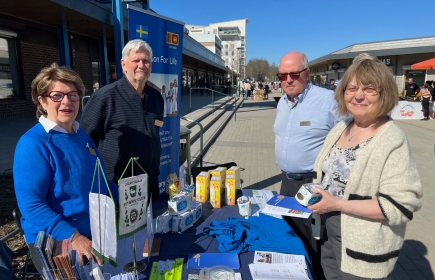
left=237, top=196, right=250, bottom=217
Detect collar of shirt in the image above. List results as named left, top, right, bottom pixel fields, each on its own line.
left=39, top=116, right=79, bottom=133
left=284, top=82, right=311, bottom=107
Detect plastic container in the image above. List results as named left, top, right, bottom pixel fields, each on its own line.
left=199, top=265, right=235, bottom=280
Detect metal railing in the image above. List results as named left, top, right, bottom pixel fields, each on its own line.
left=189, top=87, right=234, bottom=113
left=180, top=116, right=204, bottom=167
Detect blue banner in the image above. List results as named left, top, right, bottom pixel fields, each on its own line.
left=128, top=7, right=184, bottom=195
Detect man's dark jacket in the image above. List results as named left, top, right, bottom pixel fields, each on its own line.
left=81, top=76, right=164, bottom=199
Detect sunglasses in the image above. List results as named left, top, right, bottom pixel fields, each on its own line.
left=276, top=68, right=308, bottom=81
left=43, top=91, right=81, bottom=102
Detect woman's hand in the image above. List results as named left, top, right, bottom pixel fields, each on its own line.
left=71, top=231, right=102, bottom=265
left=307, top=187, right=342, bottom=214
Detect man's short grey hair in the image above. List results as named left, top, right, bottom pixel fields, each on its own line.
left=302, top=53, right=309, bottom=68
left=278, top=52, right=309, bottom=69
left=122, top=39, right=153, bottom=61
left=352, top=53, right=378, bottom=64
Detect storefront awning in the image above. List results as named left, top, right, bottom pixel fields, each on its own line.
left=411, top=58, right=435, bottom=70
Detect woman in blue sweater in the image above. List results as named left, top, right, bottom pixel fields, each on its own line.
left=13, top=63, right=118, bottom=272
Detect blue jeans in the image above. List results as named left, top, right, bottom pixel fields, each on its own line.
left=244, top=90, right=248, bottom=100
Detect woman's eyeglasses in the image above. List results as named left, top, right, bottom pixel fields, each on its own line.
left=345, top=85, right=378, bottom=96
left=43, top=91, right=81, bottom=102
left=276, top=68, right=307, bottom=81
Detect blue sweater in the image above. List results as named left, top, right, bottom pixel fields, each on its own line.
left=13, top=124, right=118, bottom=244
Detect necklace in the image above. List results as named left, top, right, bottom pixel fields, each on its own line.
left=348, top=120, right=382, bottom=142
left=348, top=125, right=364, bottom=142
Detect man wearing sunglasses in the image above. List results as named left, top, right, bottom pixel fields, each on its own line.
left=273, top=51, right=342, bottom=280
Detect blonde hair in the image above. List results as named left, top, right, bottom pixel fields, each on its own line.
left=335, top=59, right=399, bottom=122
left=31, top=63, right=85, bottom=118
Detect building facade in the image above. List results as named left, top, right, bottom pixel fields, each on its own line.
left=186, top=19, right=248, bottom=78
left=309, top=36, right=435, bottom=92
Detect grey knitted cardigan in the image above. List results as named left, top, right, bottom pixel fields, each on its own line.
left=313, top=117, right=423, bottom=279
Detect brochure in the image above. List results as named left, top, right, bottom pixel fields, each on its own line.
left=187, top=253, right=240, bottom=269
left=253, top=251, right=307, bottom=269
left=261, top=195, right=311, bottom=218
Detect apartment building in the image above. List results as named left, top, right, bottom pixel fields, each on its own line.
left=186, top=19, right=248, bottom=78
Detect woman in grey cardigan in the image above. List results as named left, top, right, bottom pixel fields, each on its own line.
left=308, top=59, right=422, bottom=279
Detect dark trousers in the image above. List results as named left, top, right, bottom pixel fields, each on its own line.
left=422, top=97, right=430, bottom=118
left=280, top=172, right=325, bottom=280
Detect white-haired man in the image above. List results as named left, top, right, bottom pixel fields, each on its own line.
left=81, top=39, right=164, bottom=200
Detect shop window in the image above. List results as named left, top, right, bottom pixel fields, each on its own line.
left=0, top=35, right=22, bottom=100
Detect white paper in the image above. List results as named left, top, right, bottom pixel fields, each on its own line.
left=118, top=174, right=149, bottom=238
left=249, top=263, right=309, bottom=280
left=242, top=189, right=281, bottom=218
left=253, top=251, right=307, bottom=269
left=91, top=258, right=105, bottom=280
left=89, top=192, right=117, bottom=265
left=261, top=204, right=311, bottom=219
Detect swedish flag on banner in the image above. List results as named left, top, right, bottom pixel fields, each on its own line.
left=136, top=25, right=148, bottom=39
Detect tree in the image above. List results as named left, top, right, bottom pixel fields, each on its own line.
left=268, top=62, right=279, bottom=82
left=245, top=58, right=269, bottom=81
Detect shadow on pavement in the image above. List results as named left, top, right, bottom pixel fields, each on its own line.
left=393, top=239, right=434, bottom=280
left=242, top=174, right=281, bottom=190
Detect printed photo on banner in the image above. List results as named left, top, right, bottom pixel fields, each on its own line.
left=149, top=73, right=179, bottom=117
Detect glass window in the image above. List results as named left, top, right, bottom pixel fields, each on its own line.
left=0, top=37, right=21, bottom=99
left=91, top=61, right=100, bottom=93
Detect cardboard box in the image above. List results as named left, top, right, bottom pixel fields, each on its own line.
left=254, top=95, right=263, bottom=100
left=225, top=166, right=240, bottom=205
left=211, top=167, right=226, bottom=193
left=195, top=171, right=210, bottom=202
left=210, top=176, right=222, bottom=208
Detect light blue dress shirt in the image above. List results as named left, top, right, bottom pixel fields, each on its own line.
left=274, top=83, right=342, bottom=173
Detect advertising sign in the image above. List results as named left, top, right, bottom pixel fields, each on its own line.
left=128, top=6, right=184, bottom=195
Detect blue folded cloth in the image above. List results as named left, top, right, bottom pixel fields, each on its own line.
left=203, top=213, right=310, bottom=262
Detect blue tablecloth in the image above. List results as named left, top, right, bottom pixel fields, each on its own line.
left=104, top=193, right=314, bottom=279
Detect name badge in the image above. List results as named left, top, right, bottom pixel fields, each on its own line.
left=86, top=143, right=96, bottom=156
left=300, top=121, right=311, bottom=126
left=155, top=120, right=164, bottom=127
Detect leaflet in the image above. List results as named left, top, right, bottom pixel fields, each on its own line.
left=261, top=204, right=311, bottom=218
left=248, top=263, right=309, bottom=280
left=253, top=251, right=307, bottom=269
left=242, top=189, right=281, bottom=218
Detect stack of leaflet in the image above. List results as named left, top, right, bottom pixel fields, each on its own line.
left=34, top=231, right=105, bottom=280
left=109, top=272, right=137, bottom=280
left=149, top=258, right=184, bottom=280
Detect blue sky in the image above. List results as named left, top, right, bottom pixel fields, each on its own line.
left=150, top=0, right=435, bottom=65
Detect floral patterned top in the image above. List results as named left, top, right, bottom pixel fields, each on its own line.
left=321, top=137, right=373, bottom=199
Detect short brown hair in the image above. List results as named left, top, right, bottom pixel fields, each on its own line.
left=31, top=63, right=85, bottom=118
left=335, top=59, right=398, bottom=122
